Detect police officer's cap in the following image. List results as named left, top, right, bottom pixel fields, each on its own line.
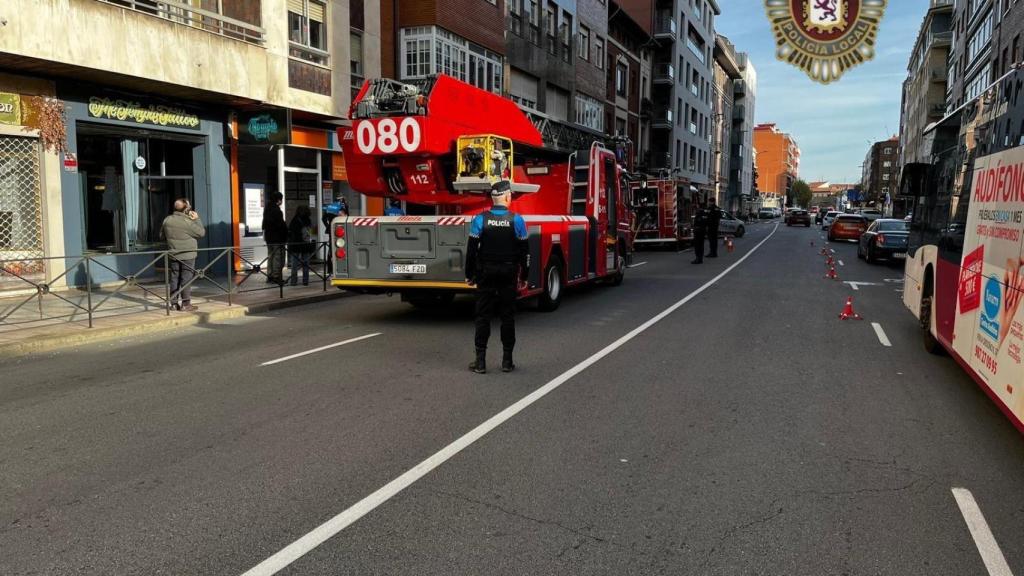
left=490, top=180, right=512, bottom=196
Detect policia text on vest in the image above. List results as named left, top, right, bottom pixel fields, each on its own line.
left=466, top=181, right=530, bottom=374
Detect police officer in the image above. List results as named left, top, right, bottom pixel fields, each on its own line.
left=706, top=201, right=722, bottom=258
left=691, top=206, right=708, bottom=265
left=466, top=180, right=529, bottom=374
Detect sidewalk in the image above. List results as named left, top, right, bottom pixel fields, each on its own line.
left=0, top=279, right=354, bottom=357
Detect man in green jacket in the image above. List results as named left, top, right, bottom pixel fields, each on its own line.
left=161, top=199, right=206, bottom=311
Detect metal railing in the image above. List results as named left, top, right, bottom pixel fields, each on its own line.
left=0, top=242, right=331, bottom=330
left=95, top=0, right=266, bottom=44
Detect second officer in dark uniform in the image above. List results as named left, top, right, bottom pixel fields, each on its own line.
left=466, top=180, right=530, bottom=374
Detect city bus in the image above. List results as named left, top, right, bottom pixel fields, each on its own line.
left=902, top=64, right=1024, bottom=433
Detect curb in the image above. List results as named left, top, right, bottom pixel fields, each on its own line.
left=0, top=290, right=355, bottom=358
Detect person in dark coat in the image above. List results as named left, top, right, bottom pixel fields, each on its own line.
left=287, top=205, right=316, bottom=286
left=691, top=207, right=708, bottom=264
left=261, top=191, right=288, bottom=284
left=707, top=201, right=722, bottom=258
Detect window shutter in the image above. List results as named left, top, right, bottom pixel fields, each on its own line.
left=288, top=0, right=305, bottom=14
left=307, top=1, right=325, bottom=22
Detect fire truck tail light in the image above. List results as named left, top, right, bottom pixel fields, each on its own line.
left=336, top=248, right=347, bottom=260
left=334, top=225, right=345, bottom=238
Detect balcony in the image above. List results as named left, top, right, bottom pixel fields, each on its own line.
left=733, top=104, right=745, bottom=122
left=654, top=16, right=677, bottom=40
left=95, top=0, right=264, bottom=44
left=929, top=66, right=948, bottom=83
left=654, top=63, right=676, bottom=84
left=928, top=30, right=952, bottom=50
left=652, top=108, right=674, bottom=129
left=734, top=80, right=746, bottom=96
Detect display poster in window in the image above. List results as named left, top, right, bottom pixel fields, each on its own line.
left=331, top=152, right=347, bottom=181
left=237, top=108, right=292, bottom=145
left=244, top=183, right=265, bottom=234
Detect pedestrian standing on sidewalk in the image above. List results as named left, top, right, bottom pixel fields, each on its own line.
left=691, top=207, right=708, bottom=265
left=161, top=198, right=205, bottom=312
left=287, top=205, right=315, bottom=286
left=466, top=180, right=529, bottom=374
left=262, top=191, right=288, bottom=284
left=707, top=202, right=722, bottom=258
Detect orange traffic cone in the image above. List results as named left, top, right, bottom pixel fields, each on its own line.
left=826, top=255, right=834, bottom=266
left=825, top=265, right=839, bottom=280
left=839, top=297, right=863, bottom=320
left=726, top=237, right=735, bottom=253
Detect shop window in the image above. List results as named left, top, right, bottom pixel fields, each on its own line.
left=78, top=129, right=200, bottom=253
left=289, top=0, right=330, bottom=66
left=0, top=136, right=44, bottom=286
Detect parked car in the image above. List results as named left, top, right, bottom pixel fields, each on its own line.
left=786, top=209, right=811, bottom=227
left=758, top=208, right=775, bottom=220
left=821, top=210, right=840, bottom=230
left=860, top=209, right=883, bottom=222
left=716, top=210, right=746, bottom=237
left=773, top=207, right=782, bottom=218
left=829, top=214, right=868, bottom=242
left=858, top=218, right=910, bottom=263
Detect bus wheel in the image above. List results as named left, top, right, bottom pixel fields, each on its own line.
left=538, top=257, right=563, bottom=312
left=920, top=294, right=945, bottom=356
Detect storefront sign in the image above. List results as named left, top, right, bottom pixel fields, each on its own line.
left=63, top=152, right=78, bottom=173
left=0, top=93, right=21, bottom=125
left=237, top=109, right=291, bottom=145
left=87, top=96, right=201, bottom=130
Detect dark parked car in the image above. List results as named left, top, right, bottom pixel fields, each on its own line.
left=786, top=209, right=811, bottom=227
left=828, top=214, right=868, bottom=242
left=858, top=219, right=910, bottom=263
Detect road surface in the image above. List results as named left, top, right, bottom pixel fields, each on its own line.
left=2, top=221, right=1023, bottom=575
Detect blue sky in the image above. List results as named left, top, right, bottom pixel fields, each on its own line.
left=715, top=0, right=931, bottom=183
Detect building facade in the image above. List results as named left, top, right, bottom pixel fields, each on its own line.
left=606, top=0, right=652, bottom=170
left=711, top=35, right=740, bottom=211
left=900, top=0, right=953, bottom=169
left=0, top=0, right=380, bottom=288
left=946, top=0, right=1023, bottom=112
left=861, top=136, right=900, bottom=210
left=753, top=123, right=799, bottom=208
left=730, top=52, right=756, bottom=214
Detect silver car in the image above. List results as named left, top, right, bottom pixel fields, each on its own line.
left=715, top=210, right=746, bottom=238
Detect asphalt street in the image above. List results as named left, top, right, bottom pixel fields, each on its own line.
left=2, top=220, right=1024, bottom=575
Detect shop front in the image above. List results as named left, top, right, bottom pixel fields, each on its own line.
left=233, top=110, right=378, bottom=267
left=0, top=73, right=64, bottom=292
left=57, top=85, right=230, bottom=283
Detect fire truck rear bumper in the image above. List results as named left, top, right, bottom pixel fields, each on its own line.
left=331, top=279, right=474, bottom=291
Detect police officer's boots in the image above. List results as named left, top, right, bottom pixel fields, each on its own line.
left=501, top=348, right=515, bottom=373
left=469, top=348, right=487, bottom=374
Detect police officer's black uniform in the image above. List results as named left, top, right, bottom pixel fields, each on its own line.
left=466, top=181, right=529, bottom=374
left=691, top=208, right=708, bottom=264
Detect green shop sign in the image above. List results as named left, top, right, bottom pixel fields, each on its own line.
left=237, top=108, right=291, bottom=145
left=0, top=93, right=21, bottom=126
left=87, top=96, right=201, bottom=130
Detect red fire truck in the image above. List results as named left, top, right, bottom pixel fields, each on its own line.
left=332, top=75, right=632, bottom=310
left=629, top=178, right=699, bottom=249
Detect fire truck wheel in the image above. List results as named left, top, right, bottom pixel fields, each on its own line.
left=611, top=252, right=626, bottom=286
left=538, top=257, right=563, bottom=312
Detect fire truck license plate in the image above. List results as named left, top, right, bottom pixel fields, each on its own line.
left=390, top=264, right=427, bottom=274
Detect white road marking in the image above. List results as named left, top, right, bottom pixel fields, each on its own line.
left=952, top=488, right=1015, bottom=576
left=240, top=226, right=782, bottom=576
left=839, top=260, right=845, bottom=267
left=871, top=323, right=892, bottom=347
left=843, top=281, right=881, bottom=291
left=627, top=261, right=648, bottom=269
left=261, top=333, right=382, bottom=366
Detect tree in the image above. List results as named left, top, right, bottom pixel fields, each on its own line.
left=792, top=179, right=812, bottom=208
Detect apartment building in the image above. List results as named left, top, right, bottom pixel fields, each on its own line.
left=753, top=123, right=799, bottom=208
left=861, top=136, right=900, bottom=209
left=605, top=0, right=652, bottom=169
left=0, top=0, right=378, bottom=287
left=946, top=0, right=1022, bottom=111
left=900, top=0, right=953, bottom=168
left=710, top=34, right=754, bottom=213
left=730, top=52, right=756, bottom=213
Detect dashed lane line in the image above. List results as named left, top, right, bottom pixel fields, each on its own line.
left=839, top=260, right=845, bottom=267
left=627, top=261, right=648, bottom=269
left=871, top=323, right=892, bottom=347
left=261, top=333, right=382, bottom=366
left=239, top=224, right=781, bottom=576
left=952, top=488, right=1015, bottom=576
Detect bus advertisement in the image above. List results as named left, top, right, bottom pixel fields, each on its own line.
left=903, top=65, right=1024, bottom=433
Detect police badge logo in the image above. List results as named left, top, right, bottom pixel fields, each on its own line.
left=764, top=0, right=888, bottom=84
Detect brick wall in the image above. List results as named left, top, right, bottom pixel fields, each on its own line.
left=397, top=0, right=505, bottom=54
left=575, top=0, right=607, bottom=100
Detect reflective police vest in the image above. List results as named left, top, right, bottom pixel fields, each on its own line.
left=479, top=210, right=520, bottom=264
